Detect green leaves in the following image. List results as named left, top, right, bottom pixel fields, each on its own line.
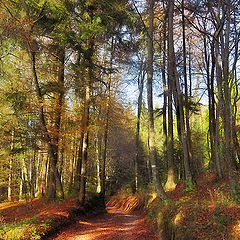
left=79, top=13, right=103, bottom=40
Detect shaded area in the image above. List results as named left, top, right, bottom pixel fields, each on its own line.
left=52, top=206, right=160, bottom=240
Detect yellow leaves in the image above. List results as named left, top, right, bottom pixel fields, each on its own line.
left=174, top=211, right=184, bottom=226
left=147, top=192, right=158, bottom=206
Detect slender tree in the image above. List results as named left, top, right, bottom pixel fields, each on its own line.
left=147, top=0, right=167, bottom=200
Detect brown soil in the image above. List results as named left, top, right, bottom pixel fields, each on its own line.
left=52, top=206, right=160, bottom=240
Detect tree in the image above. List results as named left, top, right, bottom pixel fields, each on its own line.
left=146, top=0, right=167, bottom=200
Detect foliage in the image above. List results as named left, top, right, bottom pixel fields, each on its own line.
left=0, top=3, right=239, bottom=239
left=0, top=216, right=51, bottom=240
left=185, top=181, right=196, bottom=193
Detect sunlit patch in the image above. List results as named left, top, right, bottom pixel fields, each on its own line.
left=174, top=211, right=184, bottom=226
left=178, top=195, right=192, bottom=203
left=78, top=220, right=94, bottom=226
left=107, top=194, right=144, bottom=213
left=54, top=196, right=158, bottom=240
left=230, top=220, right=240, bottom=238
left=147, top=192, right=158, bottom=205
left=165, top=168, right=177, bottom=191
left=0, top=199, right=39, bottom=211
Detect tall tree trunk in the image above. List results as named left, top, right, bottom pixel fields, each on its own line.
left=168, top=0, right=192, bottom=183
left=182, top=0, right=194, bottom=176
left=204, top=36, right=214, bottom=170
left=8, top=130, right=15, bottom=201
left=78, top=39, right=94, bottom=205
left=53, top=48, right=65, bottom=199
left=135, top=60, right=144, bottom=191
left=29, top=49, right=64, bottom=201
left=96, top=132, right=102, bottom=193
left=211, top=41, right=222, bottom=178
left=217, top=1, right=240, bottom=199
left=68, top=139, right=75, bottom=195
left=164, top=2, right=177, bottom=190
left=232, top=14, right=240, bottom=167
left=78, top=77, right=90, bottom=205
left=38, top=152, right=48, bottom=197
left=8, top=146, right=13, bottom=201
left=162, top=17, right=167, bottom=167
left=74, top=52, right=84, bottom=191
left=147, top=0, right=167, bottom=200
left=101, top=40, right=113, bottom=200
left=75, top=133, right=83, bottom=191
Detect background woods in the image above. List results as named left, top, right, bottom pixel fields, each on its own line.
left=0, top=0, right=240, bottom=205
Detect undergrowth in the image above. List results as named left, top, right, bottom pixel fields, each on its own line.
left=0, top=216, right=51, bottom=240
left=144, top=177, right=240, bottom=240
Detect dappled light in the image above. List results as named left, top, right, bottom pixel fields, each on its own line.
left=53, top=204, right=159, bottom=240
left=0, top=0, right=240, bottom=239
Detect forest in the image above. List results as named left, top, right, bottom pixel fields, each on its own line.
left=0, top=0, right=240, bottom=239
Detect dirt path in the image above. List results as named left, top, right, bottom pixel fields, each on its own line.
left=52, top=206, right=160, bottom=240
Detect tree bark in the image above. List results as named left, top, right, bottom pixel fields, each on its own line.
left=168, top=0, right=192, bottom=183
left=96, top=132, right=102, bottom=194
left=135, top=60, right=144, bottom=191
left=78, top=78, right=90, bottom=205
left=147, top=0, right=167, bottom=200
left=29, top=49, right=64, bottom=201
left=182, top=0, right=194, bottom=176
left=78, top=39, right=94, bottom=205
left=164, top=2, right=177, bottom=191
left=100, top=80, right=110, bottom=200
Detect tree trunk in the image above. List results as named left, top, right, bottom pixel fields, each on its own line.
left=101, top=46, right=113, bottom=200
left=29, top=49, right=64, bottom=201
left=78, top=80, right=90, bottom=205
left=182, top=0, right=194, bottom=176
left=96, top=132, right=102, bottom=193
left=78, top=39, right=94, bottom=205
left=38, top=152, right=48, bottom=197
left=8, top=158, right=13, bottom=201
left=164, top=2, right=177, bottom=191
left=168, top=0, right=192, bottom=183
left=8, top=130, right=15, bottom=201
left=218, top=1, right=240, bottom=199
left=75, top=133, right=83, bottom=191
left=147, top=0, right=167, bottom=200
left=135, top=60, right=144, bottom=191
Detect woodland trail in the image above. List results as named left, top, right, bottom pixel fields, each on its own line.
left=52, top=206, right=160, bottom=240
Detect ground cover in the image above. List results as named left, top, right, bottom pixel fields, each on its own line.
left=146, top=173, right=240, bottom=240
left=0, top=174, right=239, bottom=240
left=0, top=198, right=78, bottom=239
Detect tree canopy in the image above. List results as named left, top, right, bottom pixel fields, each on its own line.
left=0, top=0, right=240, bottom=205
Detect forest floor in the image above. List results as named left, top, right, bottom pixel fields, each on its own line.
left=0, top=198, right=79, bottom=239
left=0, top=174, right=240, bottom=239
left=0, top=195, right=158, bottom=240
left=51, top=206, right=159, bottom=240
left=0, top=198, right=78, bottom=224
left=152, top=173, right=240, bottom=239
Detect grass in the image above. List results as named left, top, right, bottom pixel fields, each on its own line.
left=0, top=197, right=79, bottom=240
left=0, top=216, right=51, bottom=240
